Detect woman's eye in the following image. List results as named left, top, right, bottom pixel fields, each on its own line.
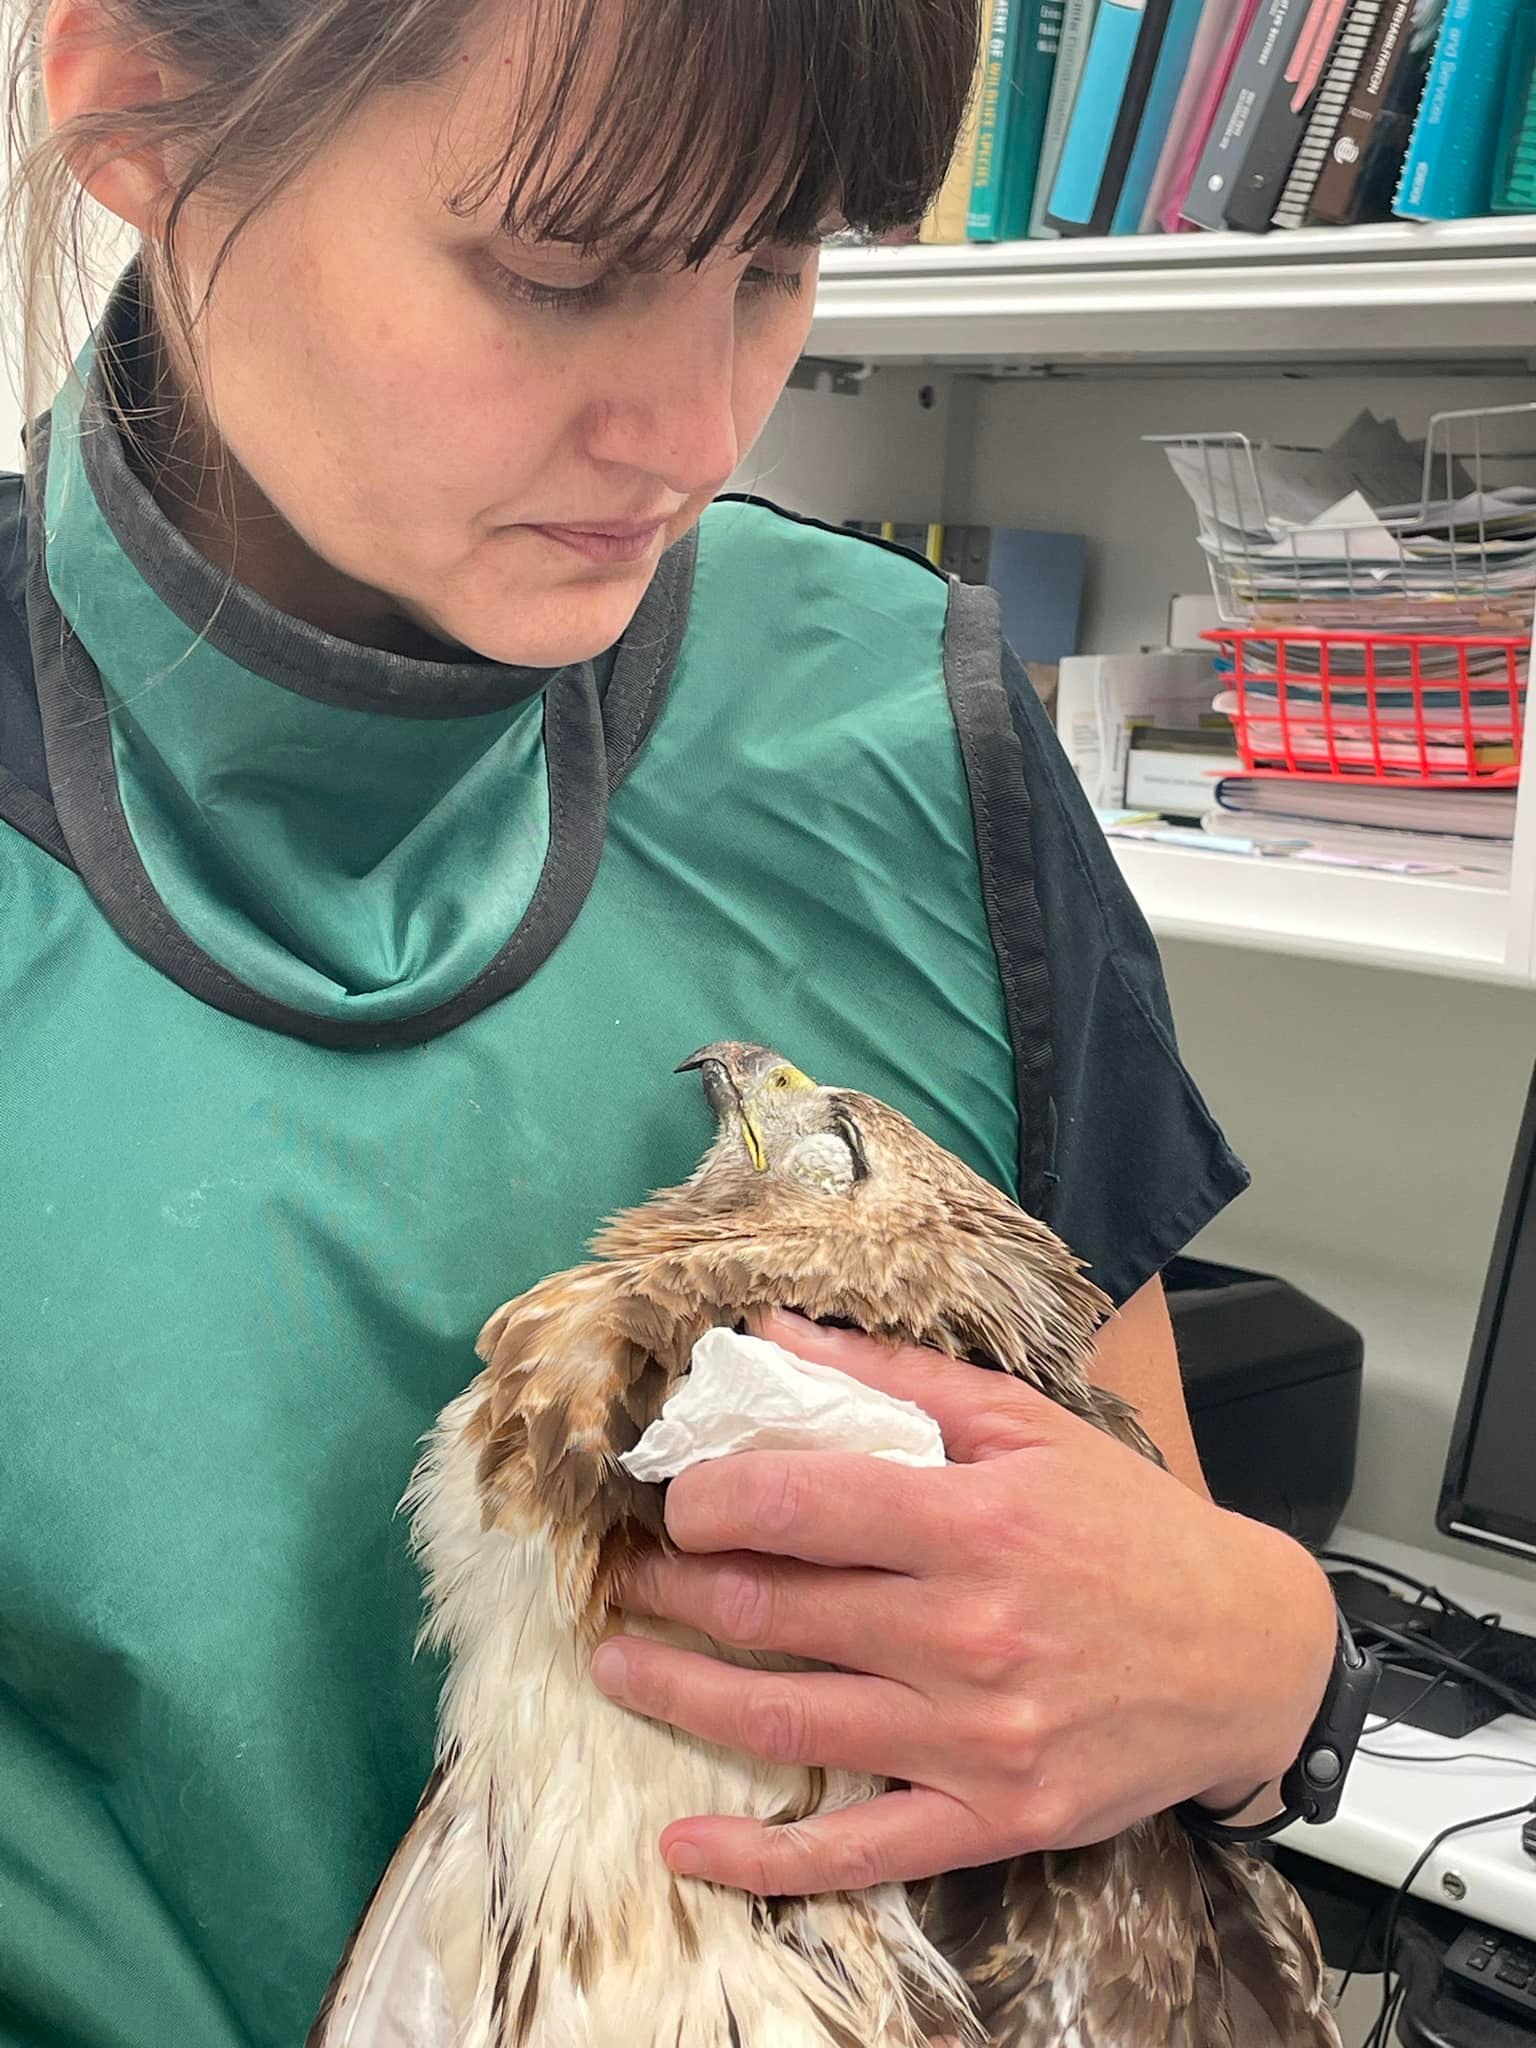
left=484, top=263, right=612, bottom=314
left=480, top=255, right=805, bottom=316
left=739, top=265, right=805, bottom=302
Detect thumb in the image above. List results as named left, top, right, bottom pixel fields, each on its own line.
left=749, top=1308, right=1066, bottom=1464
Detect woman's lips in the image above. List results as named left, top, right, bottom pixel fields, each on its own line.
left=527, top=520, right=667, bottom=564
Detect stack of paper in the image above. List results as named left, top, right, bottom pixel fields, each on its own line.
left=1159, top=410, right=1536, bottom=634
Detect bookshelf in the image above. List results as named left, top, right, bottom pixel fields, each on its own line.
left=759, top=226, right=1536, bottom=987
left=811, top=220, right=1536, bottom=368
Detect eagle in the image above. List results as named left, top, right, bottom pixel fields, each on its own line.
left=309, top=1042, right=1341, bottom=2048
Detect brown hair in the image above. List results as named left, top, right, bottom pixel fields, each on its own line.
left=4, top=0, right=978, bottom=430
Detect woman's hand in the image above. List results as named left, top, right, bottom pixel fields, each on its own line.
left=590, top=1305, right=1338, bottom=1896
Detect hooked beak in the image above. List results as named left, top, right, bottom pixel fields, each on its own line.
left=677, top=1043, right=770, bottom=1171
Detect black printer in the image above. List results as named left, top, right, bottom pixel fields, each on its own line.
left=1165, top=1256, right=1362, bottom=1550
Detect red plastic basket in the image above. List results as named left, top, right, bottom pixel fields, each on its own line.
left=1206, top=628, right=1527, bottom=787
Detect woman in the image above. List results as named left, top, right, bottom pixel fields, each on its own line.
left=0, top=0, right=1342, bottom=2042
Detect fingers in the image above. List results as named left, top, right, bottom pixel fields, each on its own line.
left=662, top=1448, right=966, bottom=1574
left=752, top=1309, right=1064, bottom=1465
left=621, top=1550, right=922, bottom=1678
left=658, top=1784, right=996, bottom=1893
left=590, top=1636, right=935, bottom=1780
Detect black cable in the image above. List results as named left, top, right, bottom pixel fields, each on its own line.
left=1362, top=1670, right=1451, bottom=1739
left=1353, top=1618, right=1536, bottom=1724
left=1359, top=1744, right=1536, bottom=1771
left=1362, top=1796, right=1536, bottom=2048
left=1322, top=1553, right=1484, bottom=1624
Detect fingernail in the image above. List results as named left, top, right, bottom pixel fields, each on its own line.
left=666, top=1839, right=707, bottom=1876
left=590, top=1643, right=629, bottom=1698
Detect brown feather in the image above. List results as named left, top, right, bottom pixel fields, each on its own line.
left=319, top=1050, right=1337, bottom=2047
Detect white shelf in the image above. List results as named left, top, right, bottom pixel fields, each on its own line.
left=811, top=220, right=1536, bottom=368
left=1110, top=840, right=1525, bottom=982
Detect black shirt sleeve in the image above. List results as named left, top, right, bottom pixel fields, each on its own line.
left=1000, top=643, right=1250, bottom=1307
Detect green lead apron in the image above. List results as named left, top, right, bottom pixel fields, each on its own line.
left=0, top=279, right=1048, bottom=2048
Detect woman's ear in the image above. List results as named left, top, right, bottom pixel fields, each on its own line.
left=40, top=0, right=180, bottom=231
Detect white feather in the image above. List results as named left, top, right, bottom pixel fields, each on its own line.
left=307, top=1800, right=459, bottom=2047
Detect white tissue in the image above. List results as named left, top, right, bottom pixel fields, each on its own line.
left=618, top=1326, right=946, bottom=1483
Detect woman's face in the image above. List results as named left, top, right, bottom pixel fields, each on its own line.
left=157, top=13, right=821, bottom=667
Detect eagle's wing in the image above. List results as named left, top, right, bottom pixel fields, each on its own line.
left=1193, top=1841, right=1344, bottom=2048
left=305, top=1771, right=461, bottom=2048
left=916, top=1822, right=1231, bottom=2048
left=915, top=1821, right=1340, bottom=2048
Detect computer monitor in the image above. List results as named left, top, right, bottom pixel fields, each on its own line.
left=1438, top=1059, right=1536, bottom=1563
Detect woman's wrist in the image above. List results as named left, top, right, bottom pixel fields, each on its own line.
left=1191, top=1517, right=1339, bottom=1814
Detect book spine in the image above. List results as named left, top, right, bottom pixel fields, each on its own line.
left=1045, top=0, right=1150, bottom=224
left=1028, top=0, right=1103, bottom=235
left=1393, top=0, right=1518, bottom=217
left=1139, top=0, right=1250, bottom=229
left=995, top=0, right=1067, bottom=236
left=1272, top=0, right=1382, bottom=223
left=967, top=0, right=1026, bottom=236
left=1048, top=0, right=1177, bottom=230
left=1307, top=0, right=1422, bottom=221
left=1221, top=0, right=1350, bottom=228
left=1182, top=0, right=1304, bottom=227
left=1112, top=0, right=1221, bottom=229
left=1157, top=0, right=1264, bottom=226
left=922, top=10, right=993, bottom=241
left=1492, top=0, right=1536, bottom=210
left=1392, top=0, right=1469, bottom=214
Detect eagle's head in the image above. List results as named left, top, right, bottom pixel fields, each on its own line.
left=677, top=1041, right=871, bottom=1195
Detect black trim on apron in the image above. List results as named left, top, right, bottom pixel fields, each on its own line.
left=14, top=409, right=695, bottom=1050
left=716, top=494, right=1059, bottom=1222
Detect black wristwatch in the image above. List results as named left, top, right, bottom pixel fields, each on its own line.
left=1176, top=1609, right=1377, bottom=1846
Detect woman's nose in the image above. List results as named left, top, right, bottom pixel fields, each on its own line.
left=584, top=302, right=742, bottom=498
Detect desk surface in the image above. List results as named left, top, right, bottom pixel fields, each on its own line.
left=1279, top=1526, right=1536, bottom=1941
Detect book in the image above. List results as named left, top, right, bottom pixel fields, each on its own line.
left=1492, top=0, right=1536, bottom=209
left=1214, top=776, right=1518, bottom=836
left=1393, top=0, right=1523, bottom=218
left=922, top=7, right=994, bottom=242
left=1028, top=0, right=1104, bottom=235
left=1221, top=0, right=1354, bottom=228
left=1139, top=0, right=1257, bottom=229
left=968, top=0, right=1026, bottom=236
left=1045, top=0, right=1178, bottom=231
left=967, top=0, right=1063, bottom=238
left=1150, top=0, right=1264, bottom=226
left=1272, top=0, right=1383, bottom=224
left=1308, top=0, right=1444, bottom=223
left=941, top=524, right=1089, bottom=662
left=1182, top=0, right=1309, bottom=228
left=1111, top=0, right=1215, bottom=229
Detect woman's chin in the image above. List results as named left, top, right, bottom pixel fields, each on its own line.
left=424, top=573, right=656, bottom=672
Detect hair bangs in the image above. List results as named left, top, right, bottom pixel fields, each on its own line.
left=449, top=0, right=980, bottom=264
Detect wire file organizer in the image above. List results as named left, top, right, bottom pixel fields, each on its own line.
left=1150, top=404, right=1536, bottom=785
left=1149, top=402, right=1536, bottom=633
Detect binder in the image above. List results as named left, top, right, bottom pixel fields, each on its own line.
left=1222, top=0, right=1353, bottom=230
left=1110, top=0, right=1217, bottom=230
left=1272, top=0, right=1382, bottom=226
left=1394, top=0, right=1523, bottom=218
left=1044, top=0, right=1176, bottom=231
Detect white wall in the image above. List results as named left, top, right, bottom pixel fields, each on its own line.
left=1166, top=940, right=1536, bottom=1579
